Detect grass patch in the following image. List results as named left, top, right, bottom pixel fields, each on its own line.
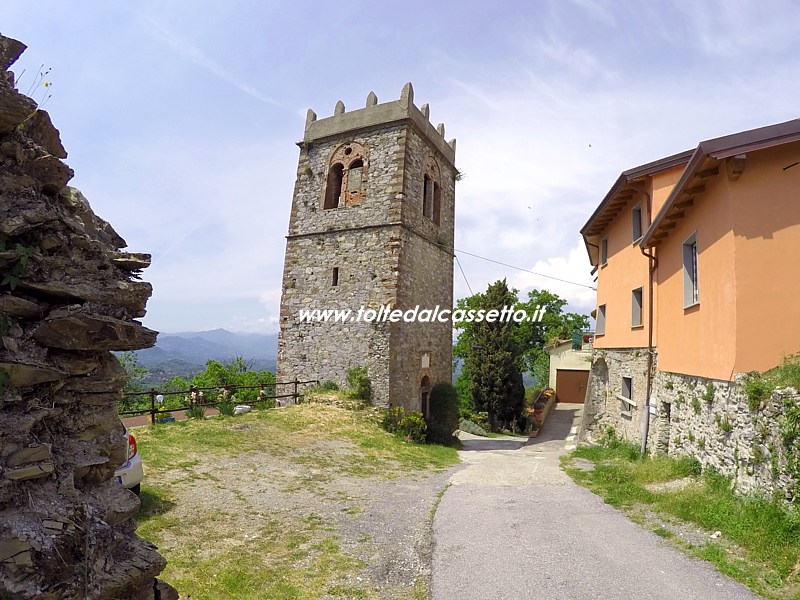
left=133, top=403, right=458, bottom=599
left=565, top=440, right=800, bottom=599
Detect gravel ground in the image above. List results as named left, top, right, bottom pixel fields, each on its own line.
left=144, top=434, right=461, bottom=598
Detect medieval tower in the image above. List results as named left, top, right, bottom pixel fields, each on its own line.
left=277, top=83, right=456, bottom=410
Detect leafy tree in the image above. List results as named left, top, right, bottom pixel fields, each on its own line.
left=453, top=282, right=590, bottom=427
left=464, top=279, right=525, bottom=431
left=515, top=289, right=590, bottom=387
left=117, top=351, right=147, bottom=394
left=190, top=357, right=275, bottom=403
left=454, top=361, right=473, bottom=415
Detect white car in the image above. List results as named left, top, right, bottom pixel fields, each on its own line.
left=115, top=428, right=143, bottom=495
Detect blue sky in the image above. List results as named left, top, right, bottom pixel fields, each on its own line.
left=3, top=0, right=800, bottom=333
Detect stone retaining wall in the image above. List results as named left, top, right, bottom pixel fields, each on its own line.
left=581, top=347, right=797, bottom=501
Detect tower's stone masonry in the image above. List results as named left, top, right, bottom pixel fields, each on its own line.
left=278, top=84, right=455, bottom=409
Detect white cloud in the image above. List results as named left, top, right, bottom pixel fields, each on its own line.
left=5, top=0, right=800, bottom=335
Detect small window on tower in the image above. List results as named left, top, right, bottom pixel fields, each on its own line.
left=332, top=267, right=339, bottom=287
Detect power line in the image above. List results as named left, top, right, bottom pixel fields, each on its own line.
left=454, top=247, right=597, bottom=291
left=455, top=254, right=474, bottom=296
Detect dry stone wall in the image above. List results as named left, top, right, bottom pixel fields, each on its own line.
left=0, top=35, right=175, bottom=599
left=581, top=347, right=798, bottom=501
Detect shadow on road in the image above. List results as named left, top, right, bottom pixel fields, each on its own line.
left=459, top=436, right=528, bottom=451
left=526, top=405, right=580, bottom=446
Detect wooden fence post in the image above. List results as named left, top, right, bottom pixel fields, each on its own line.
left=149, top=388, right=157, bottom=424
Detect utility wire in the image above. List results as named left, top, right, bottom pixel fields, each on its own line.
left=454, top=254, right=474, bottom=296
left=454, top=247, right=597, bottom=291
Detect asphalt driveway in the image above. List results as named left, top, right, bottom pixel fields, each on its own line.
left=431, top=405, right=760, bottom=600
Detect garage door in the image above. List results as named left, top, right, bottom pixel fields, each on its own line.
left=555, top=369, right=589, bottom=404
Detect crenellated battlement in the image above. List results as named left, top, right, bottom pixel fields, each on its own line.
left=302, top=82, right=456, bottom=164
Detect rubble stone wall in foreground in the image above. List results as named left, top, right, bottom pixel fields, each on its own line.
left=0, top=35, right=175, bottom=599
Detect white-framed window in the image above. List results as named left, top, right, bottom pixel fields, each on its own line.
left=622, top=376, right=632, bottom=400
left=620, top=376, right=634, bottom=417
left=632, top=203, right=642, bottom=242
left=600, top=237, right=608, bottom=265
left=631, top=287, right=643, bottom=327
left=682, top=232, right=699, bottom=307
left=596, top=304, right=606, bottom=336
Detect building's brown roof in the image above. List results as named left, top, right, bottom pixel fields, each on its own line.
left=580, top=150, right=692, bottom=262
left=641, top=118, right=800, bottom=247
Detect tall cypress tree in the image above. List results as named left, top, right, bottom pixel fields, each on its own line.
left=465, top=279, right=525, bottom=431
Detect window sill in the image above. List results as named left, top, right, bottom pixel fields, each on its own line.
left=621, top=410, right=632, bottom=419
left=683, top=302, right=700, bottom=312
left=632, top=236, right=643, bottom=245
left=631, top=324, right=644, bottom=330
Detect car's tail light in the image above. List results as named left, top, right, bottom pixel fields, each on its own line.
left=128, top=433, right=138, bottom=460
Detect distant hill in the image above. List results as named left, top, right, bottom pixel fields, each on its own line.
left=133, top=329, right=278, bottom=384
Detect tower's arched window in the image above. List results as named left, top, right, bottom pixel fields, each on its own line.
left=433, top=182, right=441, bottom=225
left=423, top=175, right=433, bottom=219
left=324, top=163, right=344, bottom=209
left=347, top=159, right=363, bottom=194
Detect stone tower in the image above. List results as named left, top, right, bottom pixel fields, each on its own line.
left=277, top=83, right=456, bottom=410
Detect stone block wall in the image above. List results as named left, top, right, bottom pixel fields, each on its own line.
left=581, top=346, right=798, bottom=500
left=277, top=123, right=407, bottom=404
left=661, top=372, right=797, bottom=501
left=278, top=86, right=455, bottom=409
left=0, top=36, right=175, bottom=599
left=580, top=348, right=655, bottom=449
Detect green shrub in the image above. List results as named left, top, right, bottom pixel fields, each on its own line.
left=380, top=406, right=426, bottom=443
left=217, top=401, right=236, bottom=416
left=347, top=367, right=371, bottom=402
left=400, top=411, right=427, bottom=443
left=460, top=409, right=490, bottom=431
left=255, top=397, right=276, bottom=410
left=744, top=373, right=771, bottom=411
left=186, top=404, right=206, bottom=419
left=381, top=406, right=404, bottom=434
left=428, top=383, right=459, bottom=438
left=720, top=415, right=734, bottom=433
left=459, top=418, right=488, bottom=437
left=703, top=382, right=715, bottom=405
left=677, top=456, right=702, bottom=476
left=426, top=422, right=458, bottom=446
left=598, top=427, right=640, bottom=460
left=691, top=396, right=701, bottom=414
left=317, top=380, right=340, bottom=392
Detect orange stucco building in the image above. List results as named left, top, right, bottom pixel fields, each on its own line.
left=579, top=119, right=800, bottom=454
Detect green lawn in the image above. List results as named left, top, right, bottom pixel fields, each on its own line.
left=133, top=403, right=458, bottom=599
left=563, top=439, right=800, bottom=600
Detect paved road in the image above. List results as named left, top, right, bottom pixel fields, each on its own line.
left=431, top=404, right=760, bottom=600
